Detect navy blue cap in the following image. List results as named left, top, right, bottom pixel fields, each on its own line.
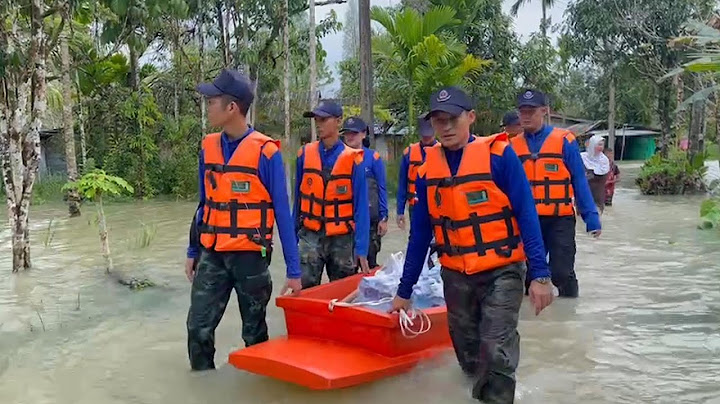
left=417, top=116, right=434, bottom=137
left=196, top=69, right=254, bottom=105
left=303, top=100, right=343, bottom=118
left=517, top=89, right=547, bottom=107
left=424, top=86, right=474, bottom=120
left=502, top=111, right=520, bottom=126
left=340, top=116, right=368, bottom=133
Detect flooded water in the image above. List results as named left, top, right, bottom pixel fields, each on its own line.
left=2, top=164, right=720, bottom=404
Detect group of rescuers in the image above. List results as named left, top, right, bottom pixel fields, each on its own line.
left=184, top=69, right=602, bottom=403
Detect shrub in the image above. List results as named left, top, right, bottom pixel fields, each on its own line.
left=636, top=149, right=707, bottom=195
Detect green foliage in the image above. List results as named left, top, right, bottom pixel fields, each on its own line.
left=133, top=221, right=157, bottom=249
left=64, top=169, right=134, bottom=201
left=636, top=149, right=708, bottom=195
left=31, top=175, right=68, bottom=205
left=699, top=198, right=720, bottom=229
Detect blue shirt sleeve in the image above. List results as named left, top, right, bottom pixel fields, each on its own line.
left=260, top=150, right=301, bottom=279
left=373, top=153, right=389, bottom=220
left=396, top=151, right=410, bottom=215
left=293, top=149, right=304, bottom=240
left=352, top=158, right=370, bottom=257
left=563, top=138, right=601, bottom=232
left=187, top=150, right=205, bottom=259
left=491, top=147, right=550, bottom=280
left=396, top=173, right=433, bottom=299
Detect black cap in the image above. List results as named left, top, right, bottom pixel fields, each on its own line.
left=417, top=116, right=434, bottom=137
left=340, top=116, right=368, bottom=133
left=303, top=100, right=343, bottom=118
left=196, top=69, right=254, bottom=106
left=424, top=86, right=474, bottom=120
left=502, top=111, right=520, bottom=126
left=517, top=89, right=547, bottom=107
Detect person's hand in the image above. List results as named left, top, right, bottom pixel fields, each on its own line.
left=396, top=214, right=406, bottom=230
left=357, top=255, right=371, bottom=274
left=280, top=278, right=302, bottom=295
left=388, top=295, right=412, bottom=313
left=185, top=258, right=196, bottom=282
left=528, top=280, right=554, bottom=315
left=590, top=230, right=602, bottom=238
left=378, top=220, right=388, bottom=236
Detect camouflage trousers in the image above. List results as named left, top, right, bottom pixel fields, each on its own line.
left=299, top=228, right=356, bottom=289
left=442, top=262, right=526, bottom=404
left=186, top=249, right=272, bottom=371
left=367, top=221, right=383, bottom=268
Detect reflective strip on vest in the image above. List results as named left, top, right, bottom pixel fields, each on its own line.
left=424, top=135, right=526, bottom=274
left=199, top=131, right=277, bottom=252
left=298, top=141, right=360, bottom=236
left=510, top=128, right=575, bottom=216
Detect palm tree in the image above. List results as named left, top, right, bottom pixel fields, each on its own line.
left=510, top=0, right=556, bottom=38
left=371, top=5, right=487, bottom=135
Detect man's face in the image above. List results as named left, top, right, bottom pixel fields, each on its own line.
left=315, top=116, right=341, bottom=140
left=343, top=131, right=365, bottom=149
left=504, top=123, right=523, bottom=137
left=519, top=106, right=547, bottom=133
left=430, top=110, right=475, bottom=150
left=206, top=96, right=235, bottom=127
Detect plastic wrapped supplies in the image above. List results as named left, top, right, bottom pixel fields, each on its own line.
left=353, top=250, right=445, bottom=311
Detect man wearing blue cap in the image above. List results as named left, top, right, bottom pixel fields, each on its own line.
left=500, top=111, right=523, bottom=138
left=295, top=101, right=370, bottom=288
left=390, top=86, right=554, bottom=403
left=185, top=69, right=302, bottom=370
left=341, top=116, right=389, bottom=268
left=509, top=89, right=601, bottom=298
left=396, top=117, right=437, bottom=230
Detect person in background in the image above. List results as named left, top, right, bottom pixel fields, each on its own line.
left=185, top=69, right=301, bottom=371
left=501, top=111, right=523, bottom=138
left=295, top=101, right=370, bottom=288
left=341, top=116, right=389, bottom=269
left=390, top=86, right=554, bottom=404
left=604, top=148, right=620, bottom=206
left=510, top=89, right=601, bottom=298
left=396, top=117, right=436, bottom=230
left=580, top=134, right=611, bottom=214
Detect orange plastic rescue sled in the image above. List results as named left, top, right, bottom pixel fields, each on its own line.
left=228, top=271, right=452, bottom=390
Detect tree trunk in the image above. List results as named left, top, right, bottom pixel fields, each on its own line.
left=541, top=3, right=547, bottom=39
left=129, top=45, right=140, bottom=91
left=309, top=0, right=318, bottom=142
left=96, top=195, right=113, bottom=273
left=249, top=76, right=258, bottom=126
left=173, top=22, right=180, bottom=122
left=199, top=11, right=207, bottom=134
left=607, top=72, right=616, bottom=151
left=657, top=79, right=673, bottom=157
left=216, top=1, right=229, bottom=67
left=224, top=0, right=232, bottom=67
left=688, top=75, right=705, bottom=162
left=60, top=8, right=81, bottom=217
left=673, top=75, right=684, bottom=141
left=283, top=0, right=292, bottom=195
left=75, top=70, right=87, bottom=169
left=0, top=0, right=46, bottom=272
left=358, top=0, right=374, bottom=146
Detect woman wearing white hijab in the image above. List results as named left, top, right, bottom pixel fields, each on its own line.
left=581, top=134, right=611, bottom=213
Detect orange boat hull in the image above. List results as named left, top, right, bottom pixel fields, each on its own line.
left=228, top=271, right=452, bottom=389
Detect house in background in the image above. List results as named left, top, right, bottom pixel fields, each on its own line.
left=568, top=121, right=661, bottom=161
left=38, top=128, right=67, bottom=179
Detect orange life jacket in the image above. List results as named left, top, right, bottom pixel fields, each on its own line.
left=199, top=131, right=278, bottom=252
left=405, top=143, right=424, bottom=206
left=510, top=128, right=575, bottom=216
left=420, top=134, right=526, bottom=274
left=298, top=141, right=363, bottom=236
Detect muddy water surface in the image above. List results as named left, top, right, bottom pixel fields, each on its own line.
left=1, top=164, right=720, bottom=404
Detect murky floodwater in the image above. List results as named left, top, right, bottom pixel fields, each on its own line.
left=2, top=164, right=720, bottom=404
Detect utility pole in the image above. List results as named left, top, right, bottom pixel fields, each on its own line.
left=358, top=0, right=374, bottom=144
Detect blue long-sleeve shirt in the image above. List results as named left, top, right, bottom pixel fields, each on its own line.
left=362, top=147, right=388, bottom=221
left=186, top=128, right=301, bottom=279
left=524, top=125, right=601, bottom=232
left=396, top=140, right=437, bottom=215
left=293, top=140, right=370, bottom=257
left=396, top=135, right=550, bottom=299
